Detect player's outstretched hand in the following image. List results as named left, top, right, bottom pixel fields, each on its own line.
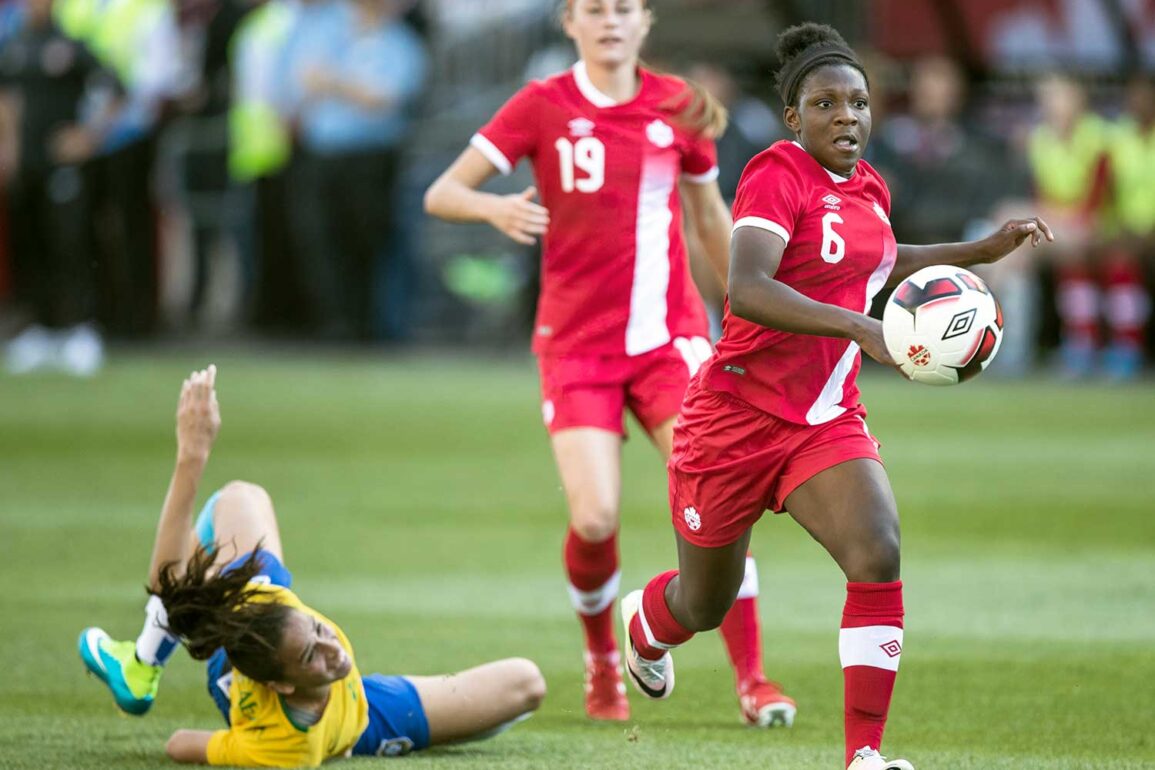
left=854, top=316, right=898, bottom=369
left=978, top=217, right=1055, bottom=263
left=176, top=365, right=220, bottom=464
left=488, top=186, right=550, bottom=245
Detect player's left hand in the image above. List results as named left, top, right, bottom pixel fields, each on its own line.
left=978, top=217, right=1055, bottom=263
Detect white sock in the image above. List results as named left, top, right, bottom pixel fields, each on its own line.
left=135, top=594, right=180, bottom=667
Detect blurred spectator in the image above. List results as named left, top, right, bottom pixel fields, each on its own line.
left=56, top=0, right=183, bottom=338
left=1024, top=73, right=1110, bottom=377
left=170, top=0, right=251, bottom=329
left=870, top=56, right=1032, bottom=373
left=684, top=61, right=782, bottom=203
left=0, top=0, right=117, bottom=375
left=281, top=0, right=427, bottom=341
left=1097, top=74, right=1154, bottom=379
left=228, top=0, right=302, bottom=332
left=871, top=56, right=1017, bottom=244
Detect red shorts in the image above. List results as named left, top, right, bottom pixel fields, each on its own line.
left=537, top=337, right=713, bottom=436
left=669, top=387, right=883, bottom=547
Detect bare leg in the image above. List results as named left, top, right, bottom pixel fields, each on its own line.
left=407, top=659, right=546, bottom=745
left=549, top=428, right=622, bottom=543
left=783, top=459, right=899, bottom=582
left=783, top=458, right=905, bottom=765
left=194, top=480, right=285, bottom=569
left=665, top=530, right=752, bottom=631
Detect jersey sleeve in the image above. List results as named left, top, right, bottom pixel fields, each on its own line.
left=207, top=727, right=312, bottom=768
left=731, top=147, right=807, bottom=246
left=471, top=83, right=540, bottom=176
left=681, top=132, right=719, bottom=184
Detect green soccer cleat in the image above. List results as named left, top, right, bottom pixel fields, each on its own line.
left=78, top=627, right=161, bottom=716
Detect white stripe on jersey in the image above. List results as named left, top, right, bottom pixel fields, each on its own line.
left=682, top=166, right=720, bottom=185
left=805, top=235, right=896, bottom=425
left=839, top=625, right=904, bottom=671
left=470, top=133, right=513, bottom=176
left=733, top=216, right=791, bottom=245
left=626, top=156, right=677, bottom=356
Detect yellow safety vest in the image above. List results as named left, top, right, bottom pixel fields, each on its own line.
left=1027, top=114, right=1107, bottom=209
left=228, top=3, right=292, bottom=181
left=1105, top=118, right=1155, bottom=237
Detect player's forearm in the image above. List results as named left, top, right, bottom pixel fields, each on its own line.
left=890, top=241, right=992, bottom=286
left=147, top=455, right=208, bottom=590
left=424, top=177, right=501, bottom=225
left=729, top=274, right=867, bottom=341
left=695, top=207, right=732, bottom=288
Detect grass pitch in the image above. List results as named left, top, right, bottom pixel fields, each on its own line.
left=1, top=353, right=1152, bottom=769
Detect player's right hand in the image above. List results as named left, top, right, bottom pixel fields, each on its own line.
left=855, top=317, right=898, bottom=369
left=176, top=365, right=220, bottom=463
left=488, top=186, right=550, bottom=245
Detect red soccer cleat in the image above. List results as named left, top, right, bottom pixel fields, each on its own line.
left=584, top=651, right=630, bottom=721
left=738, top=678, right=797, bottom=728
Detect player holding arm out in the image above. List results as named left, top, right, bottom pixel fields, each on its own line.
left=79, top=366, right=545, bottom=766
left=424, top=0, right=792, bottom=727
left=619, top=23, right=1052, bottom=770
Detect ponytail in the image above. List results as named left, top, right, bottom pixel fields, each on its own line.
left=672, top=77, right=729, bottom=139
left=155, top=545, right=293, bottom=683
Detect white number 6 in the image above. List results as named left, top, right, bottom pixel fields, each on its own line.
left=820, top=212, right=845, bottom=264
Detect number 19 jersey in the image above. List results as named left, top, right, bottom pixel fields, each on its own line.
left=701, top=141, right=897, bottom=425
left=471, top=62, right=717, bottom=358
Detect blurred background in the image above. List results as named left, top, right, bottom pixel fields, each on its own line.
left=1, top=0, right=1153, bottom=380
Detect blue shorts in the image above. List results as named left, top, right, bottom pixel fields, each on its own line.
left=198, top=493, right=430, bottom=755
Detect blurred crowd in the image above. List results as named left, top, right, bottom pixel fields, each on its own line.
left=0, top=0, right=428, bottom=375
left=0, top=0, right=1152, bottom=381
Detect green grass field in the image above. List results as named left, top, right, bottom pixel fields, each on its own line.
left=1, top=353, right=1153, bottom=769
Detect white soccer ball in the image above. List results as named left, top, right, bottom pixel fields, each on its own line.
left=881, top=265, right=1003, bottom=386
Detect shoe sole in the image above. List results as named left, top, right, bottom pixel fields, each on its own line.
left=618, top=590, right=673, bottom=700
left=745, top=701, right=796, bottom=728
left=77, top=628, right=152, bottom=716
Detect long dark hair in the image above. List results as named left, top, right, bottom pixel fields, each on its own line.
left=155, top=546, right=294, bottom=683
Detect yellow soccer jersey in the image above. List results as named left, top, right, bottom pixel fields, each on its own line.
left=206, top=586, right=369, bottom=767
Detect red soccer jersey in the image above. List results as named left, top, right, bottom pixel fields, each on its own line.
left=700, top=141, right=897, bottom=425
left=472, top=62, right=716, bottom=357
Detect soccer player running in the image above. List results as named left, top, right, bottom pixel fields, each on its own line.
left=78, top=366, right=546, bottom=766
left=424, top=0, right=790, bottom=725
left=618, top=24, right=1054, bottom=770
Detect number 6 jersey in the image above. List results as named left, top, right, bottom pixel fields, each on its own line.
left=702, top=140, right=898, bottom=425
left=471, top=62, right=717, bottom=358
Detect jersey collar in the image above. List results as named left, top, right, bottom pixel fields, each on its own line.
left=790, top=140, right=855, bottom=183
left=573, top=61, right=622, bottom=108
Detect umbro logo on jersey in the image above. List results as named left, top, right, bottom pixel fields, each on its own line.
left=822, top=194, right=841, bottom=207
left=568, top=118, right=595, bottom=137
left=873, top=201, right=891, bottom=224
left=646, top=119, right=675, bottom=148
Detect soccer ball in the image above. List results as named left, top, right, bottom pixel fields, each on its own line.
left=882, top=265, right=1003, bottom=386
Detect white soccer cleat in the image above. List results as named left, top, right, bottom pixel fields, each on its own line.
left=619, top=589, right=674, bottom=700
left=847, top=746, right=914, bottom=770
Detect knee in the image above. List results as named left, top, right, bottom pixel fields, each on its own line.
left=219, top=480, right=270, bottom=504
left=568, top=503, right=618, bottom=543
left=679, top=593, right=731, bottom=633
left=842, top=531, right=901, bottom=583
left=508, top=658, right=546, bottom=713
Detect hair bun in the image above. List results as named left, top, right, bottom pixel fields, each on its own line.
left=776, top=23, right=850, bottom=64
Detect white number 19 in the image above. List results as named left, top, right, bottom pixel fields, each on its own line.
left=555, top=137, right=605, bottom=193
